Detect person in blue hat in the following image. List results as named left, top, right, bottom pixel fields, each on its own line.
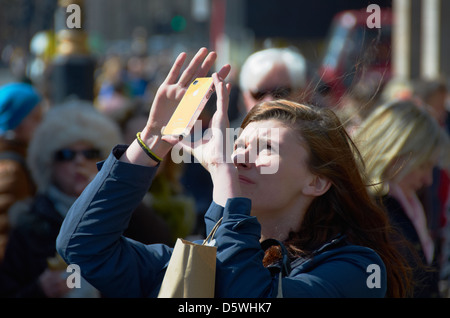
left=0, top=82, right=43, bottom=261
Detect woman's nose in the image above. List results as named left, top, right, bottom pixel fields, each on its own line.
left=73, top=152, right=91, bottom=165
left=232, top=149, right=254, bottom=169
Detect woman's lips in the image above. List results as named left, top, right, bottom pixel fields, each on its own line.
left=238, top=175, right=255, bottom=185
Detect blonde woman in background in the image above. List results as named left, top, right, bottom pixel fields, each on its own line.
left=353, top=99, right=450, bottom=297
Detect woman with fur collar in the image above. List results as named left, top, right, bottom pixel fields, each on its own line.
left=0, top=101, right=121, bottom=297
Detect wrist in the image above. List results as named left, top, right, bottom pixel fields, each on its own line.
left=210, top=162, right=237, bottom=179
left=140, top=128, right=172, bottom=159
left=211, top=163, right=241, bottom=206
left=120, top=129, right=173, bottom=166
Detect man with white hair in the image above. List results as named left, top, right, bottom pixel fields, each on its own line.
left=232, top=47, right=309, bottom=128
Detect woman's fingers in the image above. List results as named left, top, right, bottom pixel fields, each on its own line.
left=178, top=137, right=194, bottom=157
left=163, top=47, right=231, bottom=87
left=198, top=51, right=218, bottom=78
left=177, top=48, right=211, bottom=86
left=164, top=48, right=229, bottom=94
left=163, top=52, right=187, bottom=85
left=217, top=64, right=232, bottom=83
left=213, top=72, right=229, bottom=116
left=226, top=83, right=232, bottom=94
left=178, top=137, right=207, bottom=167
left=212, top=72, right=232, bottom=137
left=160, top=130, right=183, bottom=146
left=173, top=70, right=234, bottom=171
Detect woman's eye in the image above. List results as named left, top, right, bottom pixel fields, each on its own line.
left=258, top=141, right=272, bottom=152
left=257, top=145, right=271, bottom=156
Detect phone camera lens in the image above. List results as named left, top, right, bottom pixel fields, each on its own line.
left=193, top=80, right=199, bottom=85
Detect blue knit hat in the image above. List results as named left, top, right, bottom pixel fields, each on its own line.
left=0, top=82, right=42, bottom=134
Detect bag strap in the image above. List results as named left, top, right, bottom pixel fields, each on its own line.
left=202, top=217, right=223, bottom=246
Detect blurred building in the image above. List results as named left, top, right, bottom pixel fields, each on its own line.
left=0, top=0, right=449, bottom=88
left=392, top=0, right=450, bottom=80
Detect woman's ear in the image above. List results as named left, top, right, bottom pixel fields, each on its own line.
left=303, top=175, right=331, bottom=197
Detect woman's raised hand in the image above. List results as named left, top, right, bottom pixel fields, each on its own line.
left=180, top=72, right=232, bottom=171
left=144, top=48, right=231, bottom=144
left=180, top=73, right=241, bottom=206
left=121, top=48, right=230, bottom=166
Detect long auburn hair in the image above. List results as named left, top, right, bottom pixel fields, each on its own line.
left=240, top=100, right=413, bottom=297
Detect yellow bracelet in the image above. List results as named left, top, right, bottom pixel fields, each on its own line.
left=136, top=132, right=163, bottom=163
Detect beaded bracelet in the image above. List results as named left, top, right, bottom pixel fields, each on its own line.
left=136, top=132, right=163, bottom=163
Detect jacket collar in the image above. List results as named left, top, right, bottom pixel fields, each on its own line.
left=262, top=234, right=348, bottom=277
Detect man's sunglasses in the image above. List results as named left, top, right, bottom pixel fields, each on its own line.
left=250, top=87, right=292, bottom=100
left=54, top=148, right=101, bottom=162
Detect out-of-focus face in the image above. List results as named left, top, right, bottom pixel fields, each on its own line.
left=242, top=63, right=293, bottom=112
left=427, top=89, right=448, bottom=125
left=14, top=104, right=43, bottom=143
left=52, top=141, right=101, bottom=197
left=232, top=119, right=315, bottom=216
left=396, top=160, right=435, bottom=197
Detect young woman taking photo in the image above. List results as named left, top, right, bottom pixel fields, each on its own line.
left=57, top=48, right=412, bottom=297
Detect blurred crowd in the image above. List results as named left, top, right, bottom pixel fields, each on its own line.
left=0, top=31, right=449, bottom=298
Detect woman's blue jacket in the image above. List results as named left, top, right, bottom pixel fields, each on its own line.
left=56, top=145, right=387, bottom=298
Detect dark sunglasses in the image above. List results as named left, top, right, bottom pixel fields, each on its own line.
left=54, top=148, right=101, bottom=162
left=250, top=86, right=292, bottom=100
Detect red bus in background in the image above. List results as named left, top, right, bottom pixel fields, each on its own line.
left=318, top=8, right=393, bottom=104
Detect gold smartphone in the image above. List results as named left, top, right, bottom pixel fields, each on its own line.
left=162, top=77, right=215, bottom=137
